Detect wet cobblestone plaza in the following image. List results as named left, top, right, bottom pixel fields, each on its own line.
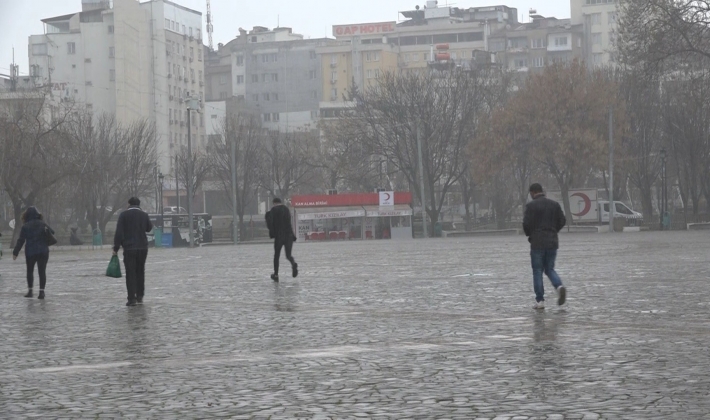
left=1, top=232, right=709, bottom=419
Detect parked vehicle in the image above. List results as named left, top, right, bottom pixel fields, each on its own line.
left=546, top=189, right=642, bottom=224
left=163, top=206, right=187, bottom=214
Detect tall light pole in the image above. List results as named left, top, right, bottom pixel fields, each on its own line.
left=416, top=123, right=428, bottom=238
left=158, top=172, right=164, bottom=226
left=175, top=155, right=180, bottom=212
left=660, top=148, right=667, bottom=230
left=186, top=97, right=201, bottom=248
left=230, top=132, right=238, bottom=244
left=608, top=107, right=615, bottom=233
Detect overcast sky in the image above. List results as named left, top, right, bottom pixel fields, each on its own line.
left=0, top=0, right=569, bottom=76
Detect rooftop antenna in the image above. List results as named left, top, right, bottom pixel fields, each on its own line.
left=206, top=0, right=214, bottom=50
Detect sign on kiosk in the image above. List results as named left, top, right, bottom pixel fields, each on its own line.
left=379, top=191, right=395, bottom=207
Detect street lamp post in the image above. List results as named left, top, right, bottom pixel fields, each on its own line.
left=660, top=148, right=667, bottom=230
left=158, top=172, right=164, bottom=227
left=416, top=124, right=428, bottom=238
left=186, top=97, right=201, bottom=248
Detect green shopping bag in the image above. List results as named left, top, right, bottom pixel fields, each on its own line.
left=106, top=255, right=122, bottom=278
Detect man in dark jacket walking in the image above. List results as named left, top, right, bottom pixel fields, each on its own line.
left=113, top=197, right=153, bottom=306
left=265, top=198, right=298, bottom=282
left=13, top=207, right=55, bottom=299
left=523, top=183, right=567, bottom=309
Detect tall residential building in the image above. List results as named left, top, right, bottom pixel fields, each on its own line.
left=205, top=26, right=334, bottom=132
left=488, top=13, right=584, bottom=73
left=317, top=1, right=518, bottom=105
left=570, top=0, right=618, bottom=66
left=27, top=0, right=206, bottom=172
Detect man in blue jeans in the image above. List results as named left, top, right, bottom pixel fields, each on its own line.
left=523, top=183, right=567, bottom=309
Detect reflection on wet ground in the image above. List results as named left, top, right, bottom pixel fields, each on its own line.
left=1, top=232, right=710, bottom=417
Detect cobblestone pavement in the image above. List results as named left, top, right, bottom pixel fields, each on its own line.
left=1, top=232, right=710, bottom=419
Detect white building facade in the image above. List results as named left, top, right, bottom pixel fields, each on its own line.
left=27, top=0, right=206, bottom=172
left=570, top=0, right=618, bottom=66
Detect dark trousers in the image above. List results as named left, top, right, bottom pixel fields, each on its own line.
left=274, top=239, right=295, bottom=275
left=123, top=249, right=148, bottom=300
left=26, top=253, right=49, bottom=290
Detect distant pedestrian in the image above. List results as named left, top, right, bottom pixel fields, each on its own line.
left=523, top=183, right=567, bottom=309
left=113, top=197, right=153, bottom=306
left=12, top=207, right=54, bottom=300
left=265, top=198, right=298, bottom=282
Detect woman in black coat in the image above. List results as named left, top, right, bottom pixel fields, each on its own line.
left=12, top=207, right=54, bottom=299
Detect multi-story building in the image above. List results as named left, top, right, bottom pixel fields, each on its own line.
left=488, top=13, right=584, bottom=73
left=27, top=0, right=206, bottom=172
left=570, top=0, right=618, bottom=66
left=205, top=26, right=334, bottom=132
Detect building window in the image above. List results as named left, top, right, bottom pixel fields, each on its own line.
left=309, top=70, right=316, bottom=80
left=272, top=113, right=280, bottom=122
left=182, top=24, right=186, bottom=34
left=532, top=57, right=544, bottom=68
left=190, top=27, right=193, bottom=37
left=331, top=71, right=337, bottom=82
left=109, top=69, right=116, bottom=81
left=190, top=47, right=194, bottom=58
left=310, top=50, right=317, bottom=59
left=253, top=94, right=259, bottom=102
left=585, top=0, right=615, bottom=4
left=237, top=55, right=244, bottom=66
left=262, top=54, right=268, bottom=63
left=331, top=88, right=338, bottom=101
left=367, top=69, right=373, bottom=79
left=366, top=52, right=372, bottom=62
left=252, top=74, right=259, bottom=83
left=67, top=42, right=76, bottom=54
left=108, top=25, right=114, bottom=34
left=263, top=93, right=270, bottom=101
left=273, top=93, right=279, bottom=101
left=514, top=59, right=527, bottom=69
left=30, top=65, right=42, bottom=77
left=531, top=38, right=545, bottom=49
left=165, top=18, right=170, bottom=29
left=554, top=37, right=568, bottom=47
left=109, top=47, right=115, bottom=58
left=330, top=55, right=337, bottom=65
left=237, top=75, right=244, bottom=84
left=592, top=33, right=602, bottom=45
left=263, top=113, right=271, bottom=122
left=590, top=13, right=602, bottom=25
left=219, top=74, right=227, bottom=85
left=220, top=91, right=228, bottom=99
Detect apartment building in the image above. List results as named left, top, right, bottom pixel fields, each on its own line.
left=317, top=1, right=518, bottom=105
left=570, top=0, right=618, bottom=66
left=205, top=26, right=334, bottom=132
left=488, top=13, right=584, bottom=73
left=27, top=0, right=206, bottom=172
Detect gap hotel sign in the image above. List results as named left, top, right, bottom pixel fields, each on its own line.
left=333, top=22, right=396, bottom=37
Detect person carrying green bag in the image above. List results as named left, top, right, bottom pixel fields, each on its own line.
left=113, top=197, right=153, bottom=307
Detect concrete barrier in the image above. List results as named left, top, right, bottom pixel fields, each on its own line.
left=560, top=226, right=604, bottom=233
left=688, top=223, right=710, bottom=231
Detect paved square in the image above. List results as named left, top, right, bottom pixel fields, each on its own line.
left=1, top=232, right=709, bottom=419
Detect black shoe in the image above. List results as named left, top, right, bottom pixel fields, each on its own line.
left=292, top=263, right=298, bottom=278
left=38, top=291, right=45, bottom=300
left=557, top=286, right=566, bottom=306
left=271, top=274, right=279, bottom=282
left=24, top=290, right=33, bottom=298
left=126, top=299, right=137, bottom=307
left=136, top=296, right=143, bottom=304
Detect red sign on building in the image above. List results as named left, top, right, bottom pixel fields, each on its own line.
left=332, top=22, right=396, bottom=37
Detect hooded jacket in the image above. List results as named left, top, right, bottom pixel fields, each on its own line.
left=113, top=206, right=153, bottom=253
left=523, top=194, right=566, bottom=250
left=13, top=207, right=54, bottom=258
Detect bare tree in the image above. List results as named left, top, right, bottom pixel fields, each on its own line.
left=210, top=113, right=263, bottom=237
left=618, top=0, right=710, bottom=69
left=0, top=92, right=76, bottom=245
left=260, top=129, right=318, bottom=200
left=176, top=146, right=213, bottom=208
left=346, top=68, right=494, bottom=234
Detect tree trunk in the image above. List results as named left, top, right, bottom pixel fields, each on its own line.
left=11, top=201, right=22, bottom=249
left=559, top=181, right=573, bottom=227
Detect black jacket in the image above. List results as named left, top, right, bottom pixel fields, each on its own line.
left=113, top=206, right=153, bottom=253
left=13, top=207, right=54, bottom=258
left=523, top=194, right=566, bottom=250
left=266, top=204, right=296, bottom=243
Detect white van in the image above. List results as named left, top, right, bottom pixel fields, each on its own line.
left=598, top=201, right=643, bottom=224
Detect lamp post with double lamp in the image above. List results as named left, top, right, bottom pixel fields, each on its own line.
left=185, top=97, right=201, bottom=248
left=660, top=148, right=667, bottom=230
left=158, top=172, right=164, bottom=225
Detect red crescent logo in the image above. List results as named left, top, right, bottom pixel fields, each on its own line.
left=571, top=193, right=592, bottom=216
left=385, top=193, right=391, bottom=201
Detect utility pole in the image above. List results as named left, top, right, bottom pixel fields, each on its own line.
left=186, top=98, right=200, bottom=248
left=417, top=124, right=428, bottom=238
left=609, top=107, right=615, bottom=233
left=175, top=155, right=180, bottom=212
left=231, top=132, right=238, bottom=244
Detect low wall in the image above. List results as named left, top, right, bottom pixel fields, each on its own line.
left=442, top=229, right=520, bottom=238
left=688, top=223, right=710, bottom=231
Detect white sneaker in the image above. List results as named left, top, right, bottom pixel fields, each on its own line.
left=557, top=286, right=566, bottom=306
left=533, top=301, right=545, bottom=310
